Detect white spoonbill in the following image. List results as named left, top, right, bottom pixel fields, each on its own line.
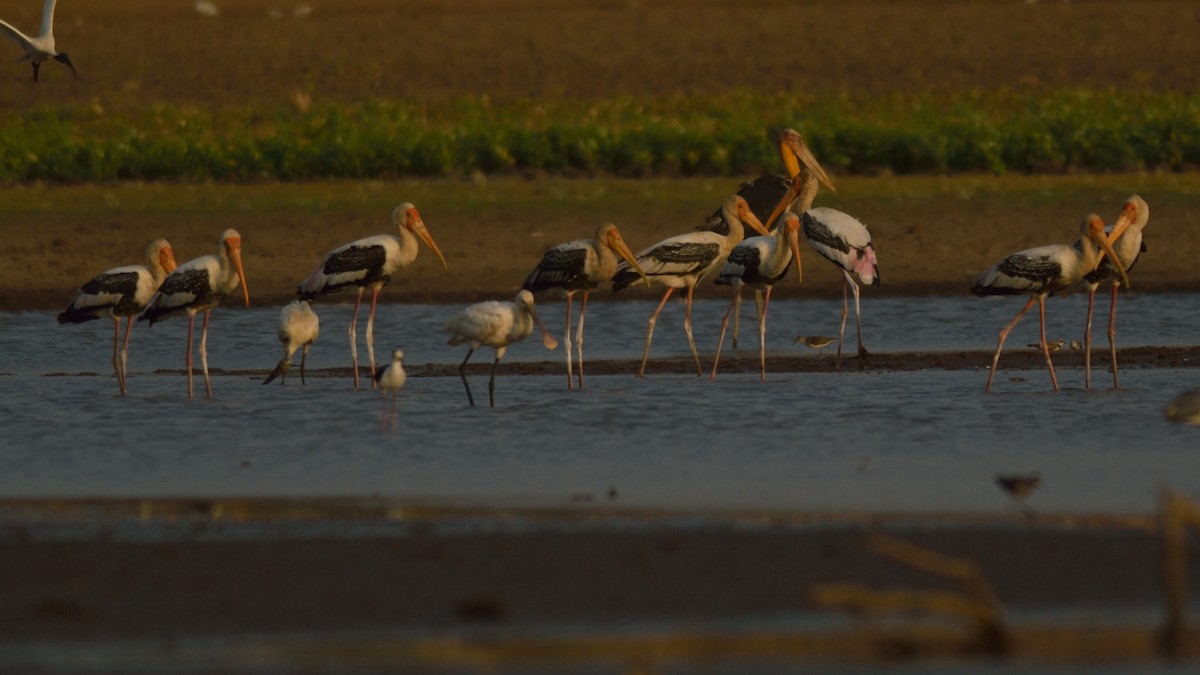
left=710, top=212, right=803, bottom=382
left=444, top=290, right=558, bottom=408
left=971, top=213, right=1131, bottom=392
left=612, top=194, right=769, bottom=377
left=263, top=300, right=320, bottom=385
left=139, top=229, right=250, bottom=400
left=0, top=0, right=76, bottom=82
left=521, top=223, right=647, bottom=389
left=298, top=203, right=447, bottom=390
left=374, top=349, right=407, bottom=431
left=1081, top=196, right=1149, bottom=390
left=56, top=239, right=177, bottom=395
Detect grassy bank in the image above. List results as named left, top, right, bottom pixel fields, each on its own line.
left=4, top=90, right=1199, bottom=183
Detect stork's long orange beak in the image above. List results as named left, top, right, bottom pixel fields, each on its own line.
left=609, top=228, right=649, bottom=288
left=226, top=238, right=250, bottom=306
left=1086, top=214, right=1131, bottom=290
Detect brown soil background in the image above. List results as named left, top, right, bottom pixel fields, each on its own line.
left=3, top=1, right=1200, bottom=309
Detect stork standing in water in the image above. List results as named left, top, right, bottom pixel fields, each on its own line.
left=0, top=0, right=76, bottom=81
left=971, top=213, right=1131, bottom=392
left=710, top=211, right=803, bottom=382
left=444, top=290, right=558, bottom=408
left=521, top=223, right=647, bottom=389
left=57, top=239, right=177, bottom=395
left=612, top=195, right=769, bottom=377
left=298, top=203, right=447, bottom=390
left=374, top=349, right=407, bottom=430
left=1081, top=196, right=1149, bottom=389
left=263, top=300, right=320, bottom=385
left=705, top=129, right=835, bottom=350
left=139, top=229, right=249, bottom=400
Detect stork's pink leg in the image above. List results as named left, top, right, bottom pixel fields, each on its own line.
left=836, top=275, right=850, bottom=370
left=682, top=283, right=702, bottom=376
left=758, top=286, right=773, bottom=383
left=710, top=285, right=743, bottom=381
left=1036, top=295, right=1060, bottom=392
left=563, top=293, right=574, bottom=389
left=637, top=288, right=675, bottom=378
left=349, top=287, right=364, bottom=389
left=120, top=316, right=136, bottom=395
left=576, top=292, right=589, bottom=389
left=366, top=286, right=381, bottom=388
left=1107, top=282, right=1121, bottom=388
left=200, top=310, right=213, bottom=399
left=111, top=316, right=125, bottom=395
left=731, top=292, right=742, bottom=351
left=847, top=272, right=869, bottom=369
left=185, top=313, right=196, bottom=400
left=985, top=296, right=1036, bottom=392
left=1083, top=284, right=1097, bottom=390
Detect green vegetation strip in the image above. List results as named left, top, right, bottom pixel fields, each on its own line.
left=3, top=89, right=1198, bottom=182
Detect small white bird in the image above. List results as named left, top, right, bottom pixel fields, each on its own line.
left=57, top=239, right=177, bottom=395
left=374, top=349, right=407, bottom=431
left=298, top=203, right=447, bottom=390
left=445, top=290, right=558, bottom=407
left=139, top=229, right=250, bottom=400
left=263, top=300, right=320, bottom=385
left=0, top=0, right=76, bottom=82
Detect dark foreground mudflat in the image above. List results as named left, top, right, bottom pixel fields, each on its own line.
left=1, top=498, right=1198, bottom=670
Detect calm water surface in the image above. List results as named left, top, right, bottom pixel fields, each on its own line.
left=2, top=292, right=1198, bottom=514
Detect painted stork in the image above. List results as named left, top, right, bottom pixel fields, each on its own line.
left=139, top=228, right=250, bottom=400
left=298, top=203, right=447, bottom=390
left=444, top=290, right=558, bottom=408
left=770, top=204, right=879, bottom=370
left=374, top=349, right=407, bottom=431
left=705, top=129, right=835, bottom=349
left=612, top=194, right=769, bottom=377
left=56, top=239, right=177, bottom=395
left=1081, top=195, right=1149, bottom=389
left=710, top=212, right=803, bottom=382
left=263, top=300, right=320, bottom=385
left=971, top=213, right=1131, bottom=392
left=0, top=0, right=76, bottom=82
left=521, top=222, right=647, bottom=389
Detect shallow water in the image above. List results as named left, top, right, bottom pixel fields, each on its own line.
left=2, top=292, right=1199, bottom=513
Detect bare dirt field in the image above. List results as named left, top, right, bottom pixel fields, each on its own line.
left=2, top=0, right=1198, bottom=108
left=6, top=173, right=1200, bottom=312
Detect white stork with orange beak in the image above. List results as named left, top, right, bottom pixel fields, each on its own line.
left=139, top=229, right=249, bottom=400
left=972, top=213, right=1132, bottom=392
left=57, top=239, right=177, bottom=395
left=298, top=203, right=447, bottom=390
